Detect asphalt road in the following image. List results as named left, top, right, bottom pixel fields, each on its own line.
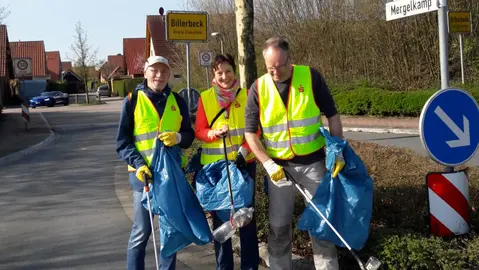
left=0, top=107, right=192, bottom=270
left=344, top=131, right=479, bottom=167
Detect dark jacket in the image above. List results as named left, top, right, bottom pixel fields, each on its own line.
left=116, top=80, right=195, bottom=191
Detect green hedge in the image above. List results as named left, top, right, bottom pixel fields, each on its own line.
left=46, top=81, right=68, bottom=92
left=112, top=78, right=144, bottom=97
left=332, top=86, right=479, bottom=117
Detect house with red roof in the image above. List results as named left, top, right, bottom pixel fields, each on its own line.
left=46, top=51, right=61, bottom=81
left=145, top=15, right=182, bottom=86
left=0, top=25, right=14, bottom=109
left=145, top=15, right=179, bottom=64
left=123, top=38, right=145, bottom=78
left=62, top=61, right=73, bottom=71
left=99, top=53, right=125, bottom=82
left=9, top=41, right=48, bottom=80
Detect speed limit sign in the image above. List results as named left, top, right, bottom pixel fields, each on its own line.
left=199, top=51, right=213, bottom=67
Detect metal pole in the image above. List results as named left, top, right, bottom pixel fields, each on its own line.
left=459, top=34, right=465, bottom=85
left=205, top=67, right=209, bottom=89
left=438, top=0, right=453, bottom=173
left=186, top=41, right=191, bottom=110
left=438, top=0, right=449, bottom=90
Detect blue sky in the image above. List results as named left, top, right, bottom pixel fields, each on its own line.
left=2, top=0, right=188, bottom=63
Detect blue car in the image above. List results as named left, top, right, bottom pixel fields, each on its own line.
left=29, top=91, right=69, bottom=108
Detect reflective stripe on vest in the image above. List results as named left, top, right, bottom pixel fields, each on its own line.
left=199, top=87, right=256, bottom=165
left=258, top=65, right=325, bottom=159
left=127, top=90, right=183, bottom=172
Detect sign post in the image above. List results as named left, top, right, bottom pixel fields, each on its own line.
left=448, top=11, right=472, bottom=85
left=199, top=51, right=213, bottom=89
left=419, top=88, right=479, bottom=237
left=386, top=0, right=453, bottom=171
left=166, top=10, right=209, bottom=116
left=21, top=103, right=30, bottom=131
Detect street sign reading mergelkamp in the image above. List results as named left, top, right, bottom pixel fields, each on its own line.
left=419, top=88, right=479, bottom=166
left=385, top=0, right=439, bottom=21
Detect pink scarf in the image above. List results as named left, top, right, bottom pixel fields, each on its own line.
left=213, top=79, right=239, bottom=109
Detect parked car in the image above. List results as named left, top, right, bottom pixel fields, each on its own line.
left=29, top=91, right=69, bottom=108
left=96, top=85, right=111, bottom=97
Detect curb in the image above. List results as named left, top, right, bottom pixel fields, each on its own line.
left=0, top=112, right=56, bottom=166
left=342, top=126, right=419, bottom=135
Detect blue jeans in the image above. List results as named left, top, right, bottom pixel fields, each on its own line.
left=212, top=161, right=260, bottom=270
left=127, top=190, right=177, bottom=270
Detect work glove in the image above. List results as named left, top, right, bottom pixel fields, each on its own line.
left=263, top=159, right=291, bottom=187
left=158, top=132, right=181, bottom=147
left=234, top=146, right=248, bottom=168
left=136, top=165, right=152, bottom=183
left=332, top=151, right=345, bottom=178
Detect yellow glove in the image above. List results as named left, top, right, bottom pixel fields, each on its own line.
left=136, top=165, right=152, bottom=183
left=332, top=152, right=345, bottom=178
left=158, top=132, right=180, bottom=147
left=263, top=159, right=284, bottom=179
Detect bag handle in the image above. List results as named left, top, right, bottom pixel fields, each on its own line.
left=209, top=88, right=242, bottom=128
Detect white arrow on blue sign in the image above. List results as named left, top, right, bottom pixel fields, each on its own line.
left=419, top=88, right=479, bottom=166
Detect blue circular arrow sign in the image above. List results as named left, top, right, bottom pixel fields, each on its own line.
left=419, top=88, right=479, bottom=166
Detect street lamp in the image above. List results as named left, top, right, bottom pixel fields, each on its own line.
left=211, top=32, right=224, bottom=55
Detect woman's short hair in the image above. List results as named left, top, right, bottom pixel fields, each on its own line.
left=212, top=53, right=236, bottom=74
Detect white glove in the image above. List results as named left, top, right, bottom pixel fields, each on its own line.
left=263, top=159, right=292, bottom=187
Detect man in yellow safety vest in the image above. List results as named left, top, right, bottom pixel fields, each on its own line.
left=244, top=37, right=345, bottom=270
left=116, top=55, right=195, bottom=270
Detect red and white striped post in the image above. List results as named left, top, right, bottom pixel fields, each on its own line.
left=427, top=170, right=470, bottom=237
left=21, top=103, right=30, bottom=131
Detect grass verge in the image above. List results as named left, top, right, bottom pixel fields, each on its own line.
left=184, top=139, right=479, bottom=269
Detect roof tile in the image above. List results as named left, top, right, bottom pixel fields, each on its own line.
left=123, top=38, right=145, bottom=76
left=46, top=51, right=61, bottom=81
left=9, top=41, right=47, bottom=77
left=146, top=15, right=179, bottom=65
left=62, top=61, right=73, bottom=70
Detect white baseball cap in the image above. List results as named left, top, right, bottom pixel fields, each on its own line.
left=144, top=55, right=171, bottom=71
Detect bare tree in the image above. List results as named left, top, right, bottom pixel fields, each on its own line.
left=0, top=5, right=10, bottom=24
left=69, top=21, right=98, bottom=104
left=235, top=0, right=257, bottom=89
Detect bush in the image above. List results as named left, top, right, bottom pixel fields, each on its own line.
left=332, top=85, right=479, bottom=117
left=375, top=233, right=479, bottom=269
left=46, top=80, right=68, bottom=92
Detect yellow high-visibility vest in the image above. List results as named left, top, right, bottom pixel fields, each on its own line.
left=200, top=87, right=256, bottom=165
left=127, top=90, right=184, bottom=172
left=257, top=65, right=325, bottom=159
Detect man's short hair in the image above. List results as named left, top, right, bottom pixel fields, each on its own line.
left=263, top=37, right=290, bottom=54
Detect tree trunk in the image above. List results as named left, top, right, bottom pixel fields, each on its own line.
left=85, top=81, right=90, bottom=104
left=235, top=0, right=257, bottom=89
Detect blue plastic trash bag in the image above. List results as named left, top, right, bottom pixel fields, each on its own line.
left=297, top=127, right=374, bottom=251
left=195, top=160, right=254, bottom=222
left=141, top=140, right=212, bottom=258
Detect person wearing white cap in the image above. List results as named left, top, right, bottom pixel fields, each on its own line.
left=116, top=55, right=195, bottom=270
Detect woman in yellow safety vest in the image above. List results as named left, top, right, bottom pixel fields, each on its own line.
left=194, top=53, right=260, bottom=269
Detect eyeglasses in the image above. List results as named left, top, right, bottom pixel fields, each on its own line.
left=266, top=59, right=289, bottom=72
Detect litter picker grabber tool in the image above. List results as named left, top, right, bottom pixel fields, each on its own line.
left=283, top=169, right=381, bottom=270
left=144, top=173, right=160, bottom=270
left=212, top=135, right=254, bottom=243
left=222, top=135, right=236, bottom=223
